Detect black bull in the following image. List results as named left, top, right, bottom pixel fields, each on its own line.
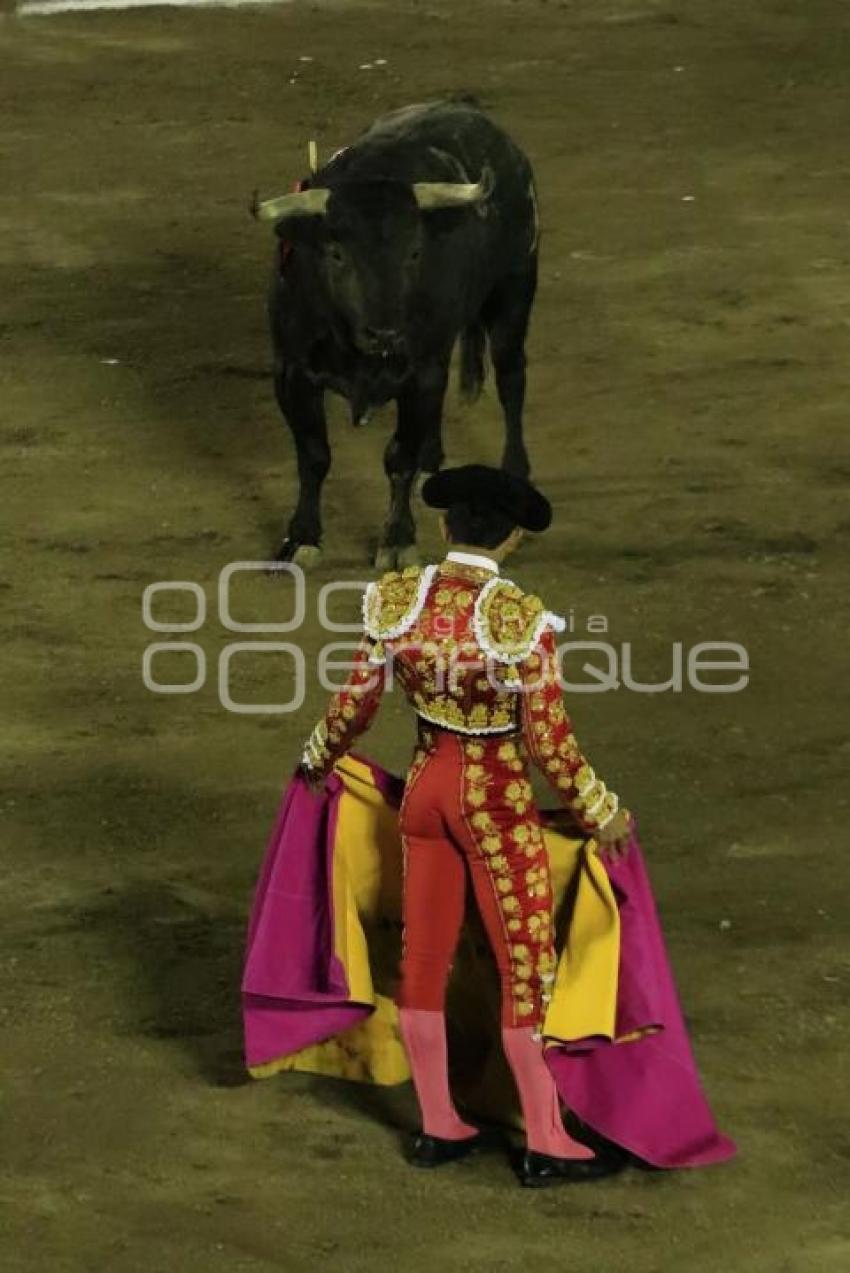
left=254, top=100, right=539, bottom=568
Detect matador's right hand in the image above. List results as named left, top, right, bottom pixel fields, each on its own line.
left=596, top=809, right=633, bottom=862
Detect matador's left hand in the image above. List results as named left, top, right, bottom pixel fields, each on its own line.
left=297, top=762, right=327, bottom=794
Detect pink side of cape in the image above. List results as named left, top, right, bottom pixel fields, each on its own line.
left=242, top=761, right=735, bottom=1169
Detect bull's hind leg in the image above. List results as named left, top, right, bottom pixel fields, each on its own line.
left=376, top=369, right=448, bottom=571
left=275, top=367, right=330, bottom=568
left=483, top=260, right=538, bottom=479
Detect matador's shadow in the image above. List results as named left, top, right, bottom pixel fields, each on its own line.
left=69, top=880, right=249, bottom=1088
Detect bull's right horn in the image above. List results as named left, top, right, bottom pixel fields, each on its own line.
left=251, top=187, right=331, bottom=223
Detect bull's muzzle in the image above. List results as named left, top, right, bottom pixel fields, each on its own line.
left=359, top=327, right=407, bottom=359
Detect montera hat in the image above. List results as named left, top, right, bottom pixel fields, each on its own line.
left=421, top=465, right=552, bottom=533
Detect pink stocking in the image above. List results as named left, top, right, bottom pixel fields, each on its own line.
left=398, top=1008, right=478, bottom=1141
left=501, top=1026, right=595, bottom=1159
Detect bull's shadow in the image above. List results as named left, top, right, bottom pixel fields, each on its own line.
left=20, top=246, right=452, bottom=563
left=22, top=247, right=280, bottom=474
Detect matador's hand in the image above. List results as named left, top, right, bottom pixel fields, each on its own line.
left=596, top=809, right=633, bottom=862
left=297, top=762, right=326, bottom=794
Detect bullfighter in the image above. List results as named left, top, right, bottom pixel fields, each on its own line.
left=299, top=465, right=632, bottom=1185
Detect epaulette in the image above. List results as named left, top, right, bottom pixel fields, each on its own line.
left=473, top=577, right=565, bottom=664
left=362, top=563, right=438, bottom=642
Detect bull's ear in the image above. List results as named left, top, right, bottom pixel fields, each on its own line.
left=250, top=187, right=330, bottom=224
left=412, top=165, right=494, bottom=212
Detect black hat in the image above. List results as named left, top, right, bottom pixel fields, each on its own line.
left=421, top=465, right=552, bottom=533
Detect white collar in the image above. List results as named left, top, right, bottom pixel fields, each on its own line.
left=445, top=550, right=500, bottom=575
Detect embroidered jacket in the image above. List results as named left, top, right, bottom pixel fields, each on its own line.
left=301, top=556, right=619, bottom=832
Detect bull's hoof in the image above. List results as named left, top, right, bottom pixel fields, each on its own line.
left=292, top=543, right=323, bottom=569
left=396, top=544, right=421, bottom=568
left=373, top=544, right=419, bottom=572
left=373, top=546, right=398, bottom=572
left=275, top=539, right=323, bottom=570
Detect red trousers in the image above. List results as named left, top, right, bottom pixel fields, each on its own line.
left=397, top=727, right=557, bottom=1029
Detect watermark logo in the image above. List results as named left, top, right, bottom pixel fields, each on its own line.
left=142, top=562, right=749, bottom=713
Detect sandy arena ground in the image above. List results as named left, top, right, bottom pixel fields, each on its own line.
left=2, top=1, right=849, bottom=1269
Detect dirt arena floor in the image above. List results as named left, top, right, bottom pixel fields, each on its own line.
left=2, top=0, right=849, bottom=1269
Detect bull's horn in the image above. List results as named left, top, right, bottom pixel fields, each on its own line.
left=251, top=187, right=330, bottom=223
left=412, top=166, right=494, bottom=210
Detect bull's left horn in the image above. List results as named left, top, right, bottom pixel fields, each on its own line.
left=251, top=187, right=331, bottom=223
left=412, top=166, right=494, bottom=210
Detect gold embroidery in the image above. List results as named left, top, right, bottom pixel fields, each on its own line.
left=573, top=763, right=594, bottom=790
left=437, top=561, right=496, bottom=586
left=414, top=693, right=517, bottom=734
left=364, top=566, right=424, bottom=637
left=478, top=581, right=545, bottom=660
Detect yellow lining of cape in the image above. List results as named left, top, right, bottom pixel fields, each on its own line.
left=250, top=756, right=646, bottom=1085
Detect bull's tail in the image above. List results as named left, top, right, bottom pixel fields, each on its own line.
left=459, top=320, right=487, bottom=403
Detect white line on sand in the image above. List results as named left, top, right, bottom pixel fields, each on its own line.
left=19, top=0, right=290, bottom=15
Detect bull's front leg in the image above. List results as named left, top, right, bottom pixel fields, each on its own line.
left=275, top=366, right=330, bottom=568
left=484, top=264, right=537, bottom=479
left=375, top=366, right=448, bottom=572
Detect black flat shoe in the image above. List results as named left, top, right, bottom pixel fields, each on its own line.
left=407, top=1131, right=483, bottom=1169
left=518, top=1149, right=623, bottom=1188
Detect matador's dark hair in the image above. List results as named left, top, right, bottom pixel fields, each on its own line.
left=443, top=501, right=518, bottom=549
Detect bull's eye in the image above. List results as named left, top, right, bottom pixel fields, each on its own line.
left=325, top=242, right=345, bottom=265
left=409, top=247, right=422, bottom=264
